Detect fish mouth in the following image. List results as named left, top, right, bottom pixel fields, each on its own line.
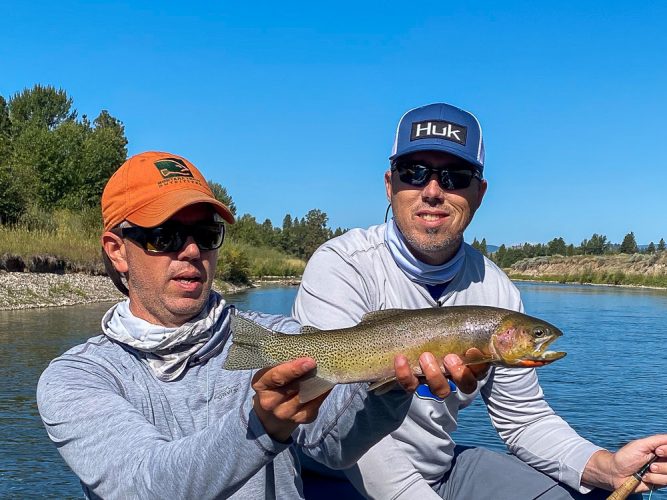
left=517, top=333, right=567, bottom=367
left=517, top=350, right=567, bottom=367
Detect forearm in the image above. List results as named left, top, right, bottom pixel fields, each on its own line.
left=485, top=367, right=602, bottom=491
left=128, top=397, right=290, bottom=498
left=38, top=365, right=288, bottom=499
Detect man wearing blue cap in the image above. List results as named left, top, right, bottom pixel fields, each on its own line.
left=293, top=104, right=667, bottom=499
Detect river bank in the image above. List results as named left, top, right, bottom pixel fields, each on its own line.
left=0, top=272, right=300, bottom=311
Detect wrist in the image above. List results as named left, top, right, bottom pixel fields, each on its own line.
left=582, top=449, right=615, bottom=490
left=252, top=397, right=297, bottom=443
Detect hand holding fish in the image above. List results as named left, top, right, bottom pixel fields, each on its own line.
left=251, top=357, right=325, bottom=442
left=251, top=354, right=459, bottom=442
left=582, top=434, right=667, bottom=496
left=416, top=350, right=490, bottom=397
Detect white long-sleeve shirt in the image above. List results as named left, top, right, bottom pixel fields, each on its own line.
left=293, top=223, right=602, bottom=500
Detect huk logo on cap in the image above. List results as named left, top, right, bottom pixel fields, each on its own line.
left=154, top=158, right=194, bottom=179
left=410, top=120, right=467, bottom=146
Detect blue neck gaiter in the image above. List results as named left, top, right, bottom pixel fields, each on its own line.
left=384, top=218, right=465, bottom=286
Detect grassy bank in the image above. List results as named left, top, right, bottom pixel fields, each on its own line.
left=0, top=211, right=305, bottom=282
left=0, top=211, right=102, bottom=273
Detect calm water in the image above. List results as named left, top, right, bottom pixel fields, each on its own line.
left=1, top=282, right=665, bottom=498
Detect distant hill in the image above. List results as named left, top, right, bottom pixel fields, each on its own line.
left=506, top=253, right=667, bottom=288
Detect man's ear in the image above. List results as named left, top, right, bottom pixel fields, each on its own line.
left=477, top=179, right=488, bottom=206
left=384, top=170, right=393, bottom=202
left=101, top=232, right=129, bottom=274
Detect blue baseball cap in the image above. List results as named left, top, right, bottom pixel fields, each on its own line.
left=390, top=103, right=485, bottom=173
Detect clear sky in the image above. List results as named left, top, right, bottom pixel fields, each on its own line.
left=2, top=0, right=666, bottom=247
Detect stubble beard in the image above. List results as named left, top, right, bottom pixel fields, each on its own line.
left=404, top=227, right=460, bottom=254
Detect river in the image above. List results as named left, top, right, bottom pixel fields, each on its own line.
left=1, top=282, right=665, bottom=498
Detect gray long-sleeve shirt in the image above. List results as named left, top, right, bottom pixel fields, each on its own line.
left=292, top=224, right=602, bottom=499
left=37, top=309, right=413, bottom=499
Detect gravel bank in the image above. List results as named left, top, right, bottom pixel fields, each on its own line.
left=0, top=272, right=285, bottom=311
left=0, top=272, right=125, bottom=310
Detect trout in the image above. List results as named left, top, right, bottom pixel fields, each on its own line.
left=224, top=306, right=566, bottom=402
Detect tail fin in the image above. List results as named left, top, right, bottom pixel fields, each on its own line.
left=223, top=315, right=278, bottom=370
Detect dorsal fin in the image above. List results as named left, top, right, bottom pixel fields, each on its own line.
left=299, top=325, right=321, bottom=334
left=359, top=309, right=408, bottom=324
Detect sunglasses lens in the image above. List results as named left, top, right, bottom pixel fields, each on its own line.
left=394, top=161, right=478, bottom=190
left=395, top=163, right=431, bottom=186
left=440, top=170, right=475, bottom=190
left=122, top=222, right=225, bottom=253
left=145, top=226, right=182, bottom=253
left=192, top=224, right=225, bottom=250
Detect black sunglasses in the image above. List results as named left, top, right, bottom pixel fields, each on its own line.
left=114, top=221, right=225, bottom=253
left=391, top=161, right=482, bottom=191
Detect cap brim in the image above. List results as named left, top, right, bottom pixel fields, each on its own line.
left=389, top=143, right=483, bottom=170
left=126, top=190, right=235, bottom=227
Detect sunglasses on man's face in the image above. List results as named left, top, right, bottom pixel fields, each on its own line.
left=115, top=221, right=225, bottom=254
left=391, top=161, right=482, bottom=191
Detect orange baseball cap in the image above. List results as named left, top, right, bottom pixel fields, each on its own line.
left=102, top=151, right=235, bottom=231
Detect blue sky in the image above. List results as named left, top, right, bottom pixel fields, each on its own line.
left=3, top=1, right=666, bottom=247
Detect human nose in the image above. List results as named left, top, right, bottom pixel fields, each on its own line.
left=178, top=236, right=201, bottom=260
left=421, top=173, right=445, bottom=200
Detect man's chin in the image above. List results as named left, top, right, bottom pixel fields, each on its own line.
left=166, top=295, right=211, bottom=321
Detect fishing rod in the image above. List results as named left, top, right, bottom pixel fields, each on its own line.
left=606, top=456, right=658, bottom=500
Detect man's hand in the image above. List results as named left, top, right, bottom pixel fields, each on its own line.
left=396, top=349, right=490, bottom=398
left=252, top=357, right=327, bottom=442
left=583, top=435, right=667, bottom=493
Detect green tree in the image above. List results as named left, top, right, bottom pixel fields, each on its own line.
left=79, top=111, right=128, bottom=206
left=208, top=180, right=237, bottom=216
left=619, top=232, right=638, bottom=254
left=0, top=96, right=10, bottom=158
left=646, top=242, right=656, bottom=254
left=547, top=237, right=567, bottom=256
left=302, top=209, right=331, bottom=259
left=658, top=238, right=666, bottom=252
left=9, top=84, right=75, bottom=134
left=6, top=86, right=127, bottom=213
left=580, top=233, right=609, bottom=255
left=0, top=163, right=25, bottom=224
left=280, top=214, right=295, bottom=253
left=493, top=244, right=507, bottom=267
left=228, top=213, right=261, bottom=246
left=479, top=238, right=488, bottom=256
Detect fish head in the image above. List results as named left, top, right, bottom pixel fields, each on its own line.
left=492, top=313, right=567, bottom=367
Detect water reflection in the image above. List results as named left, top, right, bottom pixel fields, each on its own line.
left=0, top=302, right=114, bottom=498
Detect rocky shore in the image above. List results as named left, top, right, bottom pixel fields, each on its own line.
left=0, top=272, right=299, bottom=311
left=0, top=272, right=125, bottom=310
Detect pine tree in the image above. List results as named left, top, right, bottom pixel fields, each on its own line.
left=619, top=232, right=638, bottom=254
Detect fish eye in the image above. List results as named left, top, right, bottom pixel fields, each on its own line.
left=533, top=328, right=547, bottom=338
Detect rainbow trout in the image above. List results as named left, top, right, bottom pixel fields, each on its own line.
left=224, top=306, right=566, bottom=402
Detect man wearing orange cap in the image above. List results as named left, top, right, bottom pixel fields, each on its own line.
left=36, top=151, right=443, bottom=499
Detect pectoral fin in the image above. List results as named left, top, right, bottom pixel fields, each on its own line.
left=460, top=349, right=496, bottom=366
left=298, top=376, right=336, bottom=403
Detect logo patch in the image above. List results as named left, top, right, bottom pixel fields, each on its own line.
left=415, top=381, right=457, bottom=402
left=154, top=158, right=194, bottom=179
left=410, top=120, right=467, bottom=146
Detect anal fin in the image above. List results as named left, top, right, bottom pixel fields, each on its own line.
left=368, top=376, right=399, bottom=395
